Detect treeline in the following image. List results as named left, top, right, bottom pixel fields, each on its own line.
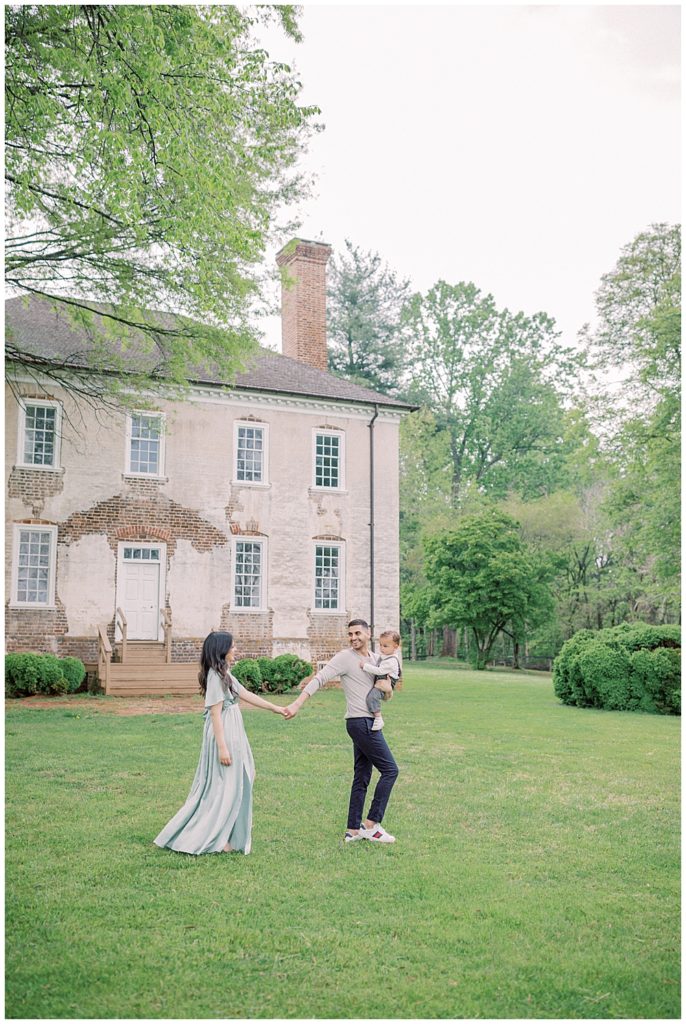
left=327, top=225, right=681, bottom=667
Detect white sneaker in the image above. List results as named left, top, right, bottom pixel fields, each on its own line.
left=360, top=823, right=395, bottom=843
left=344, top=830, right=365, bottom=842
left=371, top=716, right=384, bottom=731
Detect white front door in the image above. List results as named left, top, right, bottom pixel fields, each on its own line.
left=120, top=545, right=162, bottom=640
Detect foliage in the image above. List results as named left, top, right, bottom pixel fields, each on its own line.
left=424, top=510, right=553, bottom=669
left=5, top=652, right=85, bottom=697
left=270, top=653, right=313, bottom=691
left=403, top=280, right=582, bottom=504
left=231, top=658, right=261, bottom=693
left=327, top=240, right=410, bottom=395
left=553, top=623, right=680, bottom=714
left=5, top=4, right=318, bottom=398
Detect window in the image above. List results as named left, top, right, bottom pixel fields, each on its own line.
left=314, top=544, right=342, bottom=610
left=234, top=540, right=265, bottom=609
left=235, top=423, right=266, bottom=483
left=127, top=413, right=164, bottom=475
left=12, top=525, right=58, bottom=606
left=123, top=547, right=160, bottom=561
left=18, top=400, right=61, bottom=468
left=314, top=431, right=343, bottom=489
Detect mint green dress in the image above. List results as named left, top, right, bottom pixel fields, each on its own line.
left=154, top=669, right=255, bottom=855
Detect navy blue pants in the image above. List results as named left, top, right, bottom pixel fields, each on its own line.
left=345, top=717, right=399, bottom=828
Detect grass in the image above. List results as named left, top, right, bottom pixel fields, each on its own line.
left=5, top=661, right=680, bottom=1019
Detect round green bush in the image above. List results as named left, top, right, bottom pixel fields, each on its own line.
left=271, top=654, right=313, bottom=692
left=5, top=652, right=69, bottom=697
left=60, top=657, right=86, bottom=693
left=256, top=657, right=279, bottom=693
left=553, top=622, right=680, bottom=715
left=231, top=658, right=261, bottom=692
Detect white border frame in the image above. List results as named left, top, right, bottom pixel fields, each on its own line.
left=115, top=541, right=167, bottom=641
left=125, top=411, right=166, bottom=478
left=311, top=428, right=345, bottom=491
left=16, top=399, right=63, bottom=471
left=232, top=536, right=268, bottom=613
left=10, top=523, right=59, bottom=608
left=232, top=420, right=270, bottom=487
left=312, top=540, right=345, bottom=614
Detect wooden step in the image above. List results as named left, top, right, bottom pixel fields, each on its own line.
left=115, top=641, right=167, bottom=664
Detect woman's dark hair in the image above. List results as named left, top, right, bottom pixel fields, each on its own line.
left=198, top=631, right=235, bottom=697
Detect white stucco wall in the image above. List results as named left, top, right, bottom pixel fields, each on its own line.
left=59, top=534, right=116, bottom=635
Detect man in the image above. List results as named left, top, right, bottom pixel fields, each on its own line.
left=284, top=619, right=399, bottom=843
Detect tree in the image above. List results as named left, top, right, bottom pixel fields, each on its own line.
left=424, top=510, right=553, bottom=669
left=326, top=240, right=410, bottom=395
left=403, top=281, right=581, bottom=504
left=5, top=4, right=318, bottom=396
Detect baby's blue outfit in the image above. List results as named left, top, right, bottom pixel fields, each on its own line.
left=154, top=669, right=255, bottom=854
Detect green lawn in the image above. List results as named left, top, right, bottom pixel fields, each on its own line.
left=5, top=662, right=680, bottom=1019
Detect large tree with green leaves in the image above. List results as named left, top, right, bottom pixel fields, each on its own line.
left=5, top=4, right=317, bottom=393
left=326, top=239, right=410, bottom=395
left=424, top=510, right=553, bottom=669
left=403, top=281, right=582, bottom=504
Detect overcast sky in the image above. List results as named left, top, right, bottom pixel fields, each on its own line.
left=257, top=3, right=681, bottom=352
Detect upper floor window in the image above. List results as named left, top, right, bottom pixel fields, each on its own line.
left=18, top=400, right=61, bottom=469
left=127, top=413, right=164, bottom=476
left=233, top=539, right=265, bottom=610
left=234, top=423, right=267, bottom=484
left=11, top=525, right=58, bottom=607
left=314, top=431, right=343, bottom=489
left=314, top=543, right=343, bottom=611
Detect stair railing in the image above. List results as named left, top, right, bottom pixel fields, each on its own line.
left=97, top=624, right=112, bottom=695
left=162, top=608, right=172, bottom=663
left=116, top=607, right=128, bottom=663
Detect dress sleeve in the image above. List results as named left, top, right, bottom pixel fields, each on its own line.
left=204, top=669, right=226, bottom=708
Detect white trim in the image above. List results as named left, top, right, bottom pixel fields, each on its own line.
left=15, top=398, right=62, bottom=470
left=125, top=410, right=166, bottom=477
left=10, top=524, right=59, bottom=608
left=115, top=541, right=167, bottom=641
left=232, top=420, right=270, bottom=486
left=311, top=428, right=345, bottom=491
left=231, top=536, right=268, bottom=612
left=312, top=540, right=345, bottom=613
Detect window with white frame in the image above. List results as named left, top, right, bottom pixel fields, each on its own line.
left=19, top=400, right=61, bottom=468
left=314, top=544, right=342, bottom=610
left=12, top=525, right=57, bottom=606
left=128, top=413, right=164, bottom=475
left=235, top=423, right=265, bottom=483
left=234, top=540, right=264, bottom=609
left=314, top=431, right=342, bottom=489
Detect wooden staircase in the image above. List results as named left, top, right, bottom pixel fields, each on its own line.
left=97, top=611, right=198, bottom=696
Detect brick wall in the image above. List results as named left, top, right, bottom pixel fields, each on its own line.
left=276, top=239, right=331, bottom=371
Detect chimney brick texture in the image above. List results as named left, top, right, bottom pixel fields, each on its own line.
left=276, top=239, right=332, bottom=372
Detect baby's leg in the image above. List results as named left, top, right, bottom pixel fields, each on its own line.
left=367, top=686, right=383, bottom=717
left=375, top=677, right=393, bottom=701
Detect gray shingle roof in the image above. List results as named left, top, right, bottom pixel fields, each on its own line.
left=5, top=295, right=415, bottom=410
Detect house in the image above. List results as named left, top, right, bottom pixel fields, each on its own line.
left=5, top=239, right=414, bottom=692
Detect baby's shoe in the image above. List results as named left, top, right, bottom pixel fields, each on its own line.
left=372, top=716, right=384, bottom=731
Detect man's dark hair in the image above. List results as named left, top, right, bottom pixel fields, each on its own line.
left=348, top=618, right=370, bottom=630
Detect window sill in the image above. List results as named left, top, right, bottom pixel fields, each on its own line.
left=13, top=464, right=63, bottom=474
left=231, top=481, right=271, bottom=489
left=9, top=603, right=57, bottom=611
left=122, top=473, right=169, bottom=482
left=311, top=607, right=344, bottom=614
left=310, top=487, right=348, bottom=495
left=230, top=607, right=268, bottom=614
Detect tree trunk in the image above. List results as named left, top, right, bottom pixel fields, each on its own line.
left=513, top=640, right=521, bottom=670
left=442, top=627, right=457, bottom=657
left=410, top=619, right=416, bottom=661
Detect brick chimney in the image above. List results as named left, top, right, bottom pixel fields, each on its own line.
left=276, top=238, right=332, bottom=371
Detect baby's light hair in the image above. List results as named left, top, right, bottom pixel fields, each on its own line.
left=380, top=629, right=401, bottom=646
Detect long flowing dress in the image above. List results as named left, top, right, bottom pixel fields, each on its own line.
left=153, top=669, right=255, bottom=855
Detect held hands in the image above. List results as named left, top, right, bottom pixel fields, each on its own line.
left=283, top=702, right=300, bottom=720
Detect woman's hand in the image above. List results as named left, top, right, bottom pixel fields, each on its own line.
left=273, top=705, right=288, bottom=716
left=219, top=747, right=232, bottom=766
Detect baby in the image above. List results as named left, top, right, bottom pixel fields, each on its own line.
left=362, top=629, right=402, bottom=731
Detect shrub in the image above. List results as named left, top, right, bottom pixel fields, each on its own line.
left=231, top=658, right=261, bottom=692
left=5, top=652, right=77, bottom=697
left=256, top=657, right=279, bottom=693
left=60, top=657, right=86, bottom=693
left=271, top=654, right=313, bottom=692
left=553, top=622, right=680, bottom=715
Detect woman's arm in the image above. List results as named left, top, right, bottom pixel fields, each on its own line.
left=237, top=686, right=287, bottom=715
left=210, top=702, right=232, bottom=765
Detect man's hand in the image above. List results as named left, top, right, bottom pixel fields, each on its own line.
left=283, top=704, right=299, bottom=720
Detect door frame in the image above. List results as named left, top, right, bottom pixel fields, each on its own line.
left=115, top=541, right=167, bottom=641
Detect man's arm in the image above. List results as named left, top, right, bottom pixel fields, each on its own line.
left=283, top=651, right=350, bottom=719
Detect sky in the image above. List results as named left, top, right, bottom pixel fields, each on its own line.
left=256, top=2, right=681, bottom=353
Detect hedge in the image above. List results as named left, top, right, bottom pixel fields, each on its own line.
left=5, top=653, right=86, bottom=698
left=553, top=623, right=680, bottom=715
left=232, top=655, right=313, bottom=695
